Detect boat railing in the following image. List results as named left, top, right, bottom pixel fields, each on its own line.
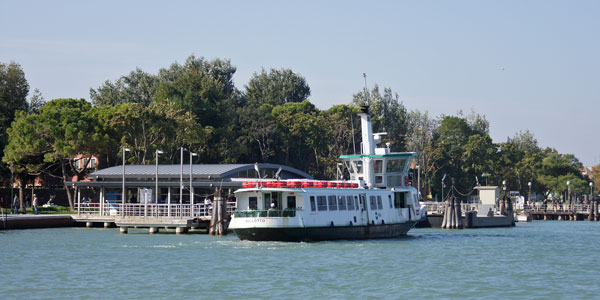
left=234, top=209, right=297, bottom=218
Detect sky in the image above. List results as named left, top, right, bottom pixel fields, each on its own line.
left=1, top=0, right=599, bottom=166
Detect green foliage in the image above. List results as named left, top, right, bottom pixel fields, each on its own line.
left=246, top=68, right=310, bottom=107
left=107, top=101, right=206, bottom=164
left=90, top=68, right=159, bottom=106
left=0, top=61, right=29, bottom=162
left=4, top=56, right=591, bottom=204
left=353, top=85, right=408, bottom=151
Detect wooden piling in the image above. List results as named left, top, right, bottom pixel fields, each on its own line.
left=590, top=199, right=595, bottom=221
left=456, top=199, right=463, bottom=228
left=209, top=189, right=228, bottom=235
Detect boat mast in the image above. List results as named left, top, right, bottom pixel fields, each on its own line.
left=359, top=73, right=376, bottom=189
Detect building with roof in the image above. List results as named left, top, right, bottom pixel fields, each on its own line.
left=72, top=163, right=313, bottom=205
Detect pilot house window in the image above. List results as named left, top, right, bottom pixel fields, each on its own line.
left=249, top=197, right=257, bottom=210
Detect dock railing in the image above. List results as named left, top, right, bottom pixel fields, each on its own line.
left=424, top=202, right=479, bottom=214
left=76, top=202, right=236, bottom=218
left=424, top=201, right=591, bottom=215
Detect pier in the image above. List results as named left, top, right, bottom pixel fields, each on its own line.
left=71, top=201, right=236, bottom=234
left=526, top=203, right=599, bottom=221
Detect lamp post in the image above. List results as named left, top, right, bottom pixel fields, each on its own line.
left=155, top=150, right=163, bottom=204
left=441, top=174, right=446, bottom=202
left=567, top=181, right=571, bottom=207
left=122, top=147, right=130, bottom=216
left=528, top=181, right=532, bottom=208
left=416, top=165, right=421, bottom=200
left=190, top=152, right=197, bottom=217
left=482, top=173, right=490, bottom=186
left=180, top=147, right=187, bottom=217
left=10, top=164, right=15, bottom=214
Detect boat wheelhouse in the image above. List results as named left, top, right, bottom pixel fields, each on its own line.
left=229, top=105, right=426, bottom=241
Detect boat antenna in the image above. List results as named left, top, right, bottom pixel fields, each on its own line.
left=350, top=113, right=356, bottom=154
left=362, top=72, right=369, bottom=106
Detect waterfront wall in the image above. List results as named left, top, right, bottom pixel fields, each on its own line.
left=0, top=215, right=74, bottom=230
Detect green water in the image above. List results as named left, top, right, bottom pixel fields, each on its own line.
left=1, top=221, right=599, bottom=299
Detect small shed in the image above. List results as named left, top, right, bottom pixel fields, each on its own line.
left=474, top=186, right=500, bottom=205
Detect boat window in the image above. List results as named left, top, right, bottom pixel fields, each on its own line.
left=394, top=192, right=406, bottom=208
left=249, top=197, right=257, bottom=210
left=373, top=160, right=383, bottom=173
left=317, top=196, right=327, bottom=211
left=377, top=196, right=383, bottom=210
left=287, top=196, right=296, bottom=209
left=345, top=161, right=354, bottom=174
left=346, top=196, right=355, bottom=210
left=359, top=195, right=364, bottom=210
left=375, top=175, right=383, bottom=184
left=328, top=195, right=338, bottom=211
left=387, top=175, right=401, bottom=186
left=310, top=196, right=316, bottom=212
left=263, top=193, right=271, bottom=210
left=338, top=196, right=346, bottom=210
left=386, top=159, right=406, bottom=173
left=352, top=161, right=363, bottom=174
left=370, top=196, right=377, bottom=210
left=388, top=195, right=393, bottom=208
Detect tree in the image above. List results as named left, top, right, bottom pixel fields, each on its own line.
left=272, top=100, right=323, bottom=174
left=406, top=109, right=437, bottom=198
left=353, top=85, right=408, bottom=151
left=3, top=99, right=101, bottom=209
left=245, top=68, right=310, bottom=107
left=28, top=88, right=46, bottom=113
left=536, top=150, right=585, bottom=199
left=0, top=61, right=29, bottom=152
left=592, top=164, right=600, bottom=197
left=318, top=104, right=360, bottom=179
left=108, top=101, right=205, bottom=164
left=90, top=68, right=159, bottom=106
left=237, top=103, right=278, bottom=163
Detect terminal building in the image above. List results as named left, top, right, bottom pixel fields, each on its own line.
left=72, top=163, right=313, bottom=205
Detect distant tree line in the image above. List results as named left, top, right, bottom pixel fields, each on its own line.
left=1, top=56, right=598, bottom=209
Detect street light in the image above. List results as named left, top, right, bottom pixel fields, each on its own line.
left=528, top=181, right=532, bottom=207
left=567, top=181, right=571, bottom=205
left=179, top=147, right=189, bottom=218
left=482, top=173, right=490, bottom=186
left=10, top=164, right=15, bottom=214
left=190, top=151, right=197, bottom=216
left=122, top=147, right=131, bottom=215
left=416, top=165, right=421, bottom=200
left=155, top=150, right=163, bottom=204
left=441, top=174, right=446, bottom=202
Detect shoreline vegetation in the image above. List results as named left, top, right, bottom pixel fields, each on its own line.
left=1, top=57, right=599, bottom=210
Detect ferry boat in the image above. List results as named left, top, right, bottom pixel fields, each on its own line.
left=229, top=106, right=426, bottom=241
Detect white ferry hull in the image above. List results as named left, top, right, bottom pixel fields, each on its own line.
left=233, top=222, right=418, bottom=242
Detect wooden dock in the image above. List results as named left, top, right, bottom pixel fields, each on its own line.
left=527, top=203, right=599, bottom=221
left=72, top=202, right=236, bottom=234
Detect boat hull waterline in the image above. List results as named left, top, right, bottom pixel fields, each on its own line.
left=234, top=221, right=419, bottom=242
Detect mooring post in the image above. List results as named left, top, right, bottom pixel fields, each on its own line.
left=456, top=197, right=462, bottom=228
left=589, top=199, right=595, bottom=221
left=120, top=227, right=128, bottom=234
left=210, top=189, right=227, bottom=235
